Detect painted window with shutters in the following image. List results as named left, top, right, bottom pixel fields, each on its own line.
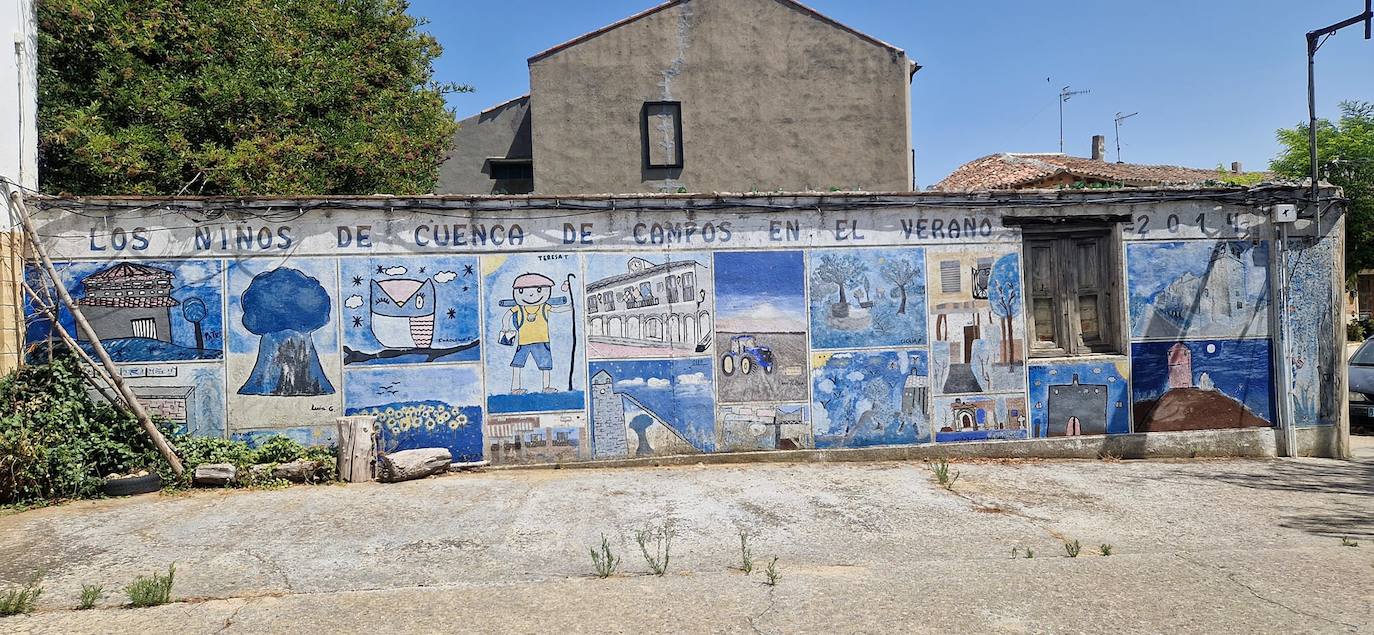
left=1022, top=226, right=1124, bottom=357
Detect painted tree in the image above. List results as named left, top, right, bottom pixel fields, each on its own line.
left=37, top=0, right=469, bottom=195
left=879, top=257, right=920, bottom=315
left=239, top=268, right=335, bottom=396
left=811, top=254, right=867, bottom=308
left=987, top=254, right=1022, bottom=364
left=180, top=297, right=207, bottom=350
left=628, top=414, right=655, bottom=457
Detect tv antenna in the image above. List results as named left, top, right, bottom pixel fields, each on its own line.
left=1059, top=85, right=1090, bottom=153
left=1114, top=112, right=1139, bottom=163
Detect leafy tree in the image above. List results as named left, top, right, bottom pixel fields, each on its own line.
left=37, top=0, right=469, bottom=195
left=1272, top=101, right=1374, bottom=278
left=987, top=254, right=1021, bottom=364
left=811, top=254, right=867, bottom=306
left=879, top=257, right=920, bottom=315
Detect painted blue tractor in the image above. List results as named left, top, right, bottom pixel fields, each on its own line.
left=720, top=335, right=774, bottom=376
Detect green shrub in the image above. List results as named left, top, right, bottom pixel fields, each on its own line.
left=78, top=584, right=103, bottom=609
left=0, top=356, right=164, bottom=505
left=125, top=564, right=175, bottom=608
left=0, top=577, right=43, bottom=616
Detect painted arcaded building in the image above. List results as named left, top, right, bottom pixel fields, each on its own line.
left=438, top=0, right=917, bottom=195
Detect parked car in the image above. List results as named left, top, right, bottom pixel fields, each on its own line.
left=1349, top=339, right=1374, bottom=424
left=720, top=335, right=774, bottom=376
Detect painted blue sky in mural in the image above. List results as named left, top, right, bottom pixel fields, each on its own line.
left=808, top=248, right=926, bottom=350
left=714, top=251, right=806, bottom=333
left=339, top=256, right=481, bottom=365
left=589, top=357, right=716, bottom=452
left=1127, top=240, right=1270, bottom=340
left=811, top=349, right=930, bottom=448
left=1131, top=339, right=1274, bottom=423
left=344, top=364, right=485, bottom=461
left=27, top=260, right=224, bottom=363
left=483, top=253, right=585, bottom=414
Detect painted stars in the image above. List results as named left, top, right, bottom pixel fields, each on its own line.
left=351, top=275, right=364, bottom=287
left=446, top=308, right=457, bottom=320
left=462, top=264, right=475, bottom=277
left=376, top=265, right=386, bottom=275
left=351, top=316, right=363, bottom=328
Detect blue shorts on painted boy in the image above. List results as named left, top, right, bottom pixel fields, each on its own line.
left=511, top=342, right=554, bottom=370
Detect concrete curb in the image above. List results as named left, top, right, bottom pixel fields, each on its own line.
left=485, top=427, right=1281, bottom=471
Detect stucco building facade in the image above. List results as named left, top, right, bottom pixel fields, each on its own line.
left=437, top=0, right=917, bottom=195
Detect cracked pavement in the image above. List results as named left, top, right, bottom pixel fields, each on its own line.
left=1, top=442, right=1371, bottom=634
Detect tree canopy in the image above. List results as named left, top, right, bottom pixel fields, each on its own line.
left=1272, top=101, right=1374, bottom=277
left=37, top=0, right=469, bottom=196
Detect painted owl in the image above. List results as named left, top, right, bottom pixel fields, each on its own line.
left=370, top=279, right=436, bottom=349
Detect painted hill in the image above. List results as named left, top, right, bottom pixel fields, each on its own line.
left=1133, top=387, right=1270, bottom=432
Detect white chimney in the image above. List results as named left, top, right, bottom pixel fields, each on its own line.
left=1091, top=135, right=1106, bottom=161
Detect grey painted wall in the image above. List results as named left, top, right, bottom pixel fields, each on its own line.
left=436, top=96, right=532, bottom=195
left=527, top=0, right=913, bottom=194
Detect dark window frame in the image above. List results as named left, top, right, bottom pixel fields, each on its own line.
left=641, top=101, right=684, bottom=169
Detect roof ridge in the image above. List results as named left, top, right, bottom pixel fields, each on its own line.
left=527, top=0, right=905, bottom=65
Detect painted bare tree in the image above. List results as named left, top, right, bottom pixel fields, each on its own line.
left=811, top=254, right=867, bottom=316
left=987, top=255, right=1022, bottom=364
left=879, top=257, right=919, bottom=315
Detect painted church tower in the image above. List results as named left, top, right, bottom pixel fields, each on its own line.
left=590, top=370, right=627, bottom=458
left=1167, top=342, right=1193, bottom=389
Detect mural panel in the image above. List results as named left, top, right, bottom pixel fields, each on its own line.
left=120, top=363, right=227, bottom=438
left=344, top=365, right=483, bottom=462
left=588, top=357, right=716, bottom=458
left=339, top=256, right=480, bottom=365
left=486, top=412, right=589, bottom=465
left=811, top=349, right=931, bottom=448
left=714, top=251, right=808, bottom=403
left=1284, top=238, right=1338, bottom=427
left=1028, top=359, right=1129, bottom=438
left=482, top=253, right=586, bottom=414
left=226, top=258, right=342, bottom=431
left=719, top=403, right=811, bottom=451
left=28, top=260, right=224, bottom=363
left=1131, top=339, right=1274, bottom=432
left=926, top=248, right=1024, bottom=395
left=584, top=252, right=714, bottom=359
left=1127, top=240, right=1270, bottom=340
left=808, top=248, right=927, bottom=350
left=932, top=393, right=1028, bottom=443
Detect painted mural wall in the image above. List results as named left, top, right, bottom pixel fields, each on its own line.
left=22, top=197, right=1343, bottom=464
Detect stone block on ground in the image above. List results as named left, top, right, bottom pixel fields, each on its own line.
left=271, top=460, right=322, bottom=483
left=378, top=448, right=451, bottom=483
left=193, top=463, right=237, bottom=486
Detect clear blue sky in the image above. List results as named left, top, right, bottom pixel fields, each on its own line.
left=408, top=0, right=1374, bottom=187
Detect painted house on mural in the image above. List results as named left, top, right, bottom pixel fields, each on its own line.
left=437, top=0, right=918, bottom=195
left=20, top=185, right=1350, bottom=466
left=934, top=136, right=1266, bottom=191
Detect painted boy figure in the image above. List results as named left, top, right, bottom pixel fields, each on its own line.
left=500, top=273, right=571, bottom=394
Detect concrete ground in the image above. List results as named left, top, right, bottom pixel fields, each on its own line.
left=1, top=441, right=1372, bottom=634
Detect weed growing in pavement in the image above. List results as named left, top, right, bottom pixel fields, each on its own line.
left=1011, top=546, right=1036, bottom=559
left=1024, top=547, right=1035, bottom=559
left=738, top=529, right=754, bottom=574
left=1099, top=544, right=1114, bottom=556
left=1063, top=540, right=1081, bottom=558
left=0, top=576, right=42, bottom=616
left=125, top=564, right=175, bottom=608
left=1341, top=537, right=1360, bottom=548
left=636, top=524, right=673, bottom=576
left=78, top=584, right=103, bottom=610
left=925, top=457, right=960, bottom=490
left=590, top=534, right=620, bottom=578
left=764, top=557, right=781, bottom=586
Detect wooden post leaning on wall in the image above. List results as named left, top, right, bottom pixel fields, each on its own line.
left=4, top=186, right=185, bottom=476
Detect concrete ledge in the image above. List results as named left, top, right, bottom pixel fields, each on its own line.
left=488, top=427, right=1281, bottom=471
left=1289, top=425, right=1341, bottom=458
